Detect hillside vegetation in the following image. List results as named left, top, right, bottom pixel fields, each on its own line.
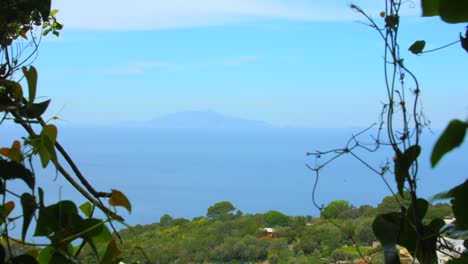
left=79, top=197, right=451, bottom=264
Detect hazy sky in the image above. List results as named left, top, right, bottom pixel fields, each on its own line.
left=29, top=0, right=468, bottom=128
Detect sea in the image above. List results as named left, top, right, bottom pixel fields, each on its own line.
left=2, top=125, right=467, bottom=228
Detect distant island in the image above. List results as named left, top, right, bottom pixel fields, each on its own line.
left=123, top=110, right=273, bottom=129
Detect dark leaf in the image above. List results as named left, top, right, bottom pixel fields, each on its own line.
left=11, top=254, right=38, bottom=264
left=0, top=160, right=34, bottom=189
left=409, top=40, right=426, bottom=54
left=394, top=146, right=421, bottom=195
left=422, top=0, right=468, bottom=23
left=394, top=151, right=408, bottom=196
left=21, top=193, right=37, bottom=241
left=461, top=27, right=468, bottom=53
left=398, top=214, right=418, bottom=254
left=431, top=119, right=468, bottom=167
left=35, top=200, right=80, bottom=237
left=0, top=244, right=5, bottom=264
left=428, top=218, right=446, bottom=234
left=421, top=0, right=440, bottom=17
left=373, top=213, right=401, bottom=264
left=448, top=180, right=468, bottom=230
left=407, top=198, right=429, bottom=222
left=0, top=181, right=4, bottom=195
left=439, top=0, right=468, bottom=23
left=20, top=99, right=51, bottom=119
left=405, top=145, right=422, bottom=164
left=38, top=187, right=44, bottom=208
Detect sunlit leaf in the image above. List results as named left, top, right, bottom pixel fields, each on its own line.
left=80, top=202, right=93, bottom=218
left=41, top=125, right=57, bottom=143
left=0, top=148, right=9, bottom=158
left=0, top=201, right=15, bottom=225
left=431, top=119, right=468, bottom=167
left=38, top=125, right=58, bottom=167
left=109, top=189, right=132, bottom=213
left=21, top=193, right=37, bottom=241
left=50, top=9, right=59, bottom=16
left=22, top=66, right=37, bottom=105
left=38, top=247, right=53, bottom=264
left=4, top=201, right=15, bottom=216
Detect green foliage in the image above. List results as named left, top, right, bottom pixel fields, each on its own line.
left=321, top=199, right=355, bottom=219
left=264, top=210, right=289, bottom=227
left=110, top=201, right=391, bottom=263
left=207, top=201, right=237, bottom=220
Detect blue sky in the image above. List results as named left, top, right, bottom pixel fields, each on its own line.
left=29, top=0, right=468, bottom=128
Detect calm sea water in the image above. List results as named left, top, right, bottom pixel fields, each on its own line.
left=3, top=126, right=467, bottom=227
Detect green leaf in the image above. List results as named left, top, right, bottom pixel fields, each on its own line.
left=22, top=66, right=38, bottom=106
left=42, top=28, right=51, bottom=36
left=39, top=124, right=58, bottom=167
left=34, top=200, right=81, bottom=237
left=0, top=160, right=35, bottom=189
left=38, top=247, right=74, bottom=264
left=80, top=202, right=93, bottom=218
left=427, top=218, right=445, bottom=234
left=431, top=119, right=468, bottom=167
left=38, top=246, right=54, bottom=264
left=409, top=40, right=426, bottom=54
left=394, top=146, right=420, bottom=196
left=407, top=198, right=429, bottom=222
left=21, top=99, right=51, bottom=119
left=109, top=189, right=132, bottom=213
left=21, top=193, right=37, bottom=241
left=373, top=213, right=401, bottom=264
